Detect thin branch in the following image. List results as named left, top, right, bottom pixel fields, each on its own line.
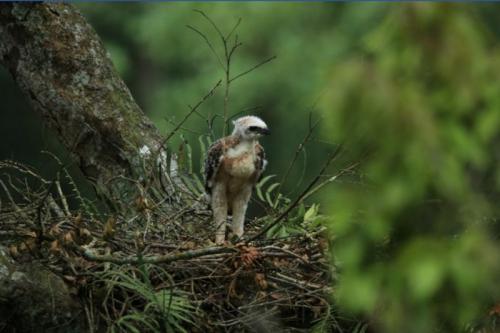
left=186, top=24, right=225, bottom=71
left=277, top=112, right=320, bottom=195
left=300, top=161, right=360, bottom=203
left=226, top=17, right=242, bottom=40
left=161, top=80, right=222, bottom=146
left=227, top=39, right=242, bottom=60
left=229, top=55, right=277, bottom=83
left=163, top=117, right=204, bottom=135
left=193, top=9, right=225, bottom=44
left=268, top=272, right=330, bottom=292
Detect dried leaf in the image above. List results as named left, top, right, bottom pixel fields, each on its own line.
left=9, top=245, right=19, bottom=257
left=79, top=228, right=91, bottom=238
left=103, top=217, right=116, bottom=239
left=254, top=273, right=268, bottom=290
left=256, top=291, right=267, bottom=300
left=25, top=239, right=37, bottom=251
left=63, top=275, right=76, bottom=282
left=63, top=231, right=75, bottom=244
left=135, top=196, right=150, bottom=212
left=49, top=240, right=61, bottom=254
left=74, top=213, right=83, bottom=226
left=182, top=241, right=196, bottom=250
left=49, top=224, right=61, bottom=236
left=25, top=231, right=37, bottom=238
left=270, top=292, right=285, bottom=300
left=240, top=245, right=260, bottom=267
left=18, top=242, right=27, bottom=252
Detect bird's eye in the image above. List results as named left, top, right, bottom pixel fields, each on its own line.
left=248, top=126, right=260, bottom=132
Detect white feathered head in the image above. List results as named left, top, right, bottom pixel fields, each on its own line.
left=232, top=115, right=270, bottom=140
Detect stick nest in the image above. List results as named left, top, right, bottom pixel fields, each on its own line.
left=0, top=160, right=335, bottom=332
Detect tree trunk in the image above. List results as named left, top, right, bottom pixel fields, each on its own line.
left=0, top=3, right=166, bottom=201
left=0, top=5, right=171, bottom=330
left=0, top=247, right=86, bottom=332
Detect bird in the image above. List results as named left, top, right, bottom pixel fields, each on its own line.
left=204, top=116, right=270, bottom=244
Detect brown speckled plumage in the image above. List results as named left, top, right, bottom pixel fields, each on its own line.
left=203, top=116, right=269, bottom=244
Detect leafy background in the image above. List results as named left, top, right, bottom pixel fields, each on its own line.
left=1, top=3, right=499, bottom=332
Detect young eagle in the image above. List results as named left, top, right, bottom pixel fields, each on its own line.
left=204, top=116, right=270, bottom=244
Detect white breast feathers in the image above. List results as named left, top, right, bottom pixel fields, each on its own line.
left=224, top=141, right=256, bottom=178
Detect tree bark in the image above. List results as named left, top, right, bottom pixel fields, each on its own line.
left=0, top=4, right=176, bottom=331
left=0, top=3, right=166, bottom=200
left=0, top=247, right=86, bottom=332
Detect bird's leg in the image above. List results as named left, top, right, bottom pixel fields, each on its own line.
left=212, top=184, right=228, bottom=244
left=231, top=188, right=252, bottom=238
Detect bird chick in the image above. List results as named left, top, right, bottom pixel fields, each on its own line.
left=204, top=116, right=270, bottom=244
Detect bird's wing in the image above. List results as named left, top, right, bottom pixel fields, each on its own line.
left=204, top=138, right=225, bottom=194
left=254, top=143, right=267, bottom=183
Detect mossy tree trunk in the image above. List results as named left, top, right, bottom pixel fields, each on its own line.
left=0, top=247, right=86, bottom=332
left=0, top=3, right=167, bottom=201
left=0, top=4, right=170, bottom=331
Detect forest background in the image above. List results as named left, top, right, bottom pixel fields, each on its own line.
left=1, top=3, right=499, bottom=332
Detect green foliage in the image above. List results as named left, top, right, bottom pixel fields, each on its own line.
left=2, top=2, right=500, bottom=332
left=98, top=265, right=196, bottom=333
left=320, top=3, right=500, bottom=332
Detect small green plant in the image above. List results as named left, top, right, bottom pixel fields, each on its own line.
left=98, top=264, right=197, bottom=333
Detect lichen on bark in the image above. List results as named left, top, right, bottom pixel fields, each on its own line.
left=0, top=3, right=167, bottom=201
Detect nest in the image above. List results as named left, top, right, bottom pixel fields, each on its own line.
left=0, top=159, right=335, bottom=332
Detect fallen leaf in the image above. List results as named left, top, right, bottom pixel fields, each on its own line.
left=254, top=273, right=268, bottom=290
left=63, top=231, right=75, bottom=244
left=103, top=217, right=116, bottom=240
left=63, top=275, right=76, bottom=283
left=74, top=213, right=83, bottom=226
left=240, top=246, right=260, bottom=267
left=49, top=240, right=61, bottom=254
left=270, top=292, right=285, bottom=300
left=49, top=224, right=61, bottom=236
left=9, top=245, right=19, bottom=257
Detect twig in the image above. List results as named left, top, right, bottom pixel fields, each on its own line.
left=161, top=80, right=222, bottom=146
left=268, top=272, right=329, bottom=292
left=186, top=25, right=225, bottom=70
left=55, top=180, right=70, bottom=216
left=277, top=112, right=320, bottom=195
left=300, top=161, right=359, bottom=203
left=226, top=17, right=242, bottom=40
left=193, top=9, right=225, bottom=47
left=229, top=55, right=277, bottom=83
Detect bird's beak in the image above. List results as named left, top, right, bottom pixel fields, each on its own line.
left=260, top=127, right=271, bottom=135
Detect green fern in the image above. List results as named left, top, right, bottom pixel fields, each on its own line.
left=98, top=265, right=196, bottom=333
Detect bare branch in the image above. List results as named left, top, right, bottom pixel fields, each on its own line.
left=80, top=245, right=237, bottom=265
left=226, top=17, right=242, bottom=40
left=186, top=24, right=226, bottom=71
left=229, top=55, right=277, bottom=83
left=193, top=9, right=225, bottom=44
left=161, top=80, right=222, bottom=146
left=277, top=112, right=321, bottom=195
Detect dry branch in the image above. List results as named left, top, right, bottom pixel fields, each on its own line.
left=0, top=160, right=333, bottom=331
left=80, top=245, right=236, bottom=265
